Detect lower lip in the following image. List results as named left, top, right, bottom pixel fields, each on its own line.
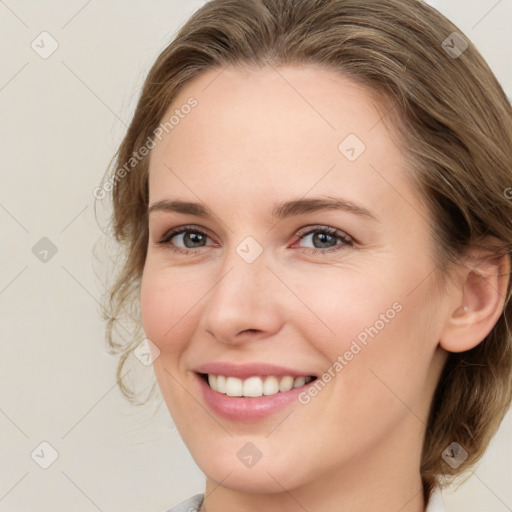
left=195, top=374, right=314, bottom=422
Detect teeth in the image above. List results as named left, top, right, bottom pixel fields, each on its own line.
left=217, top=375, right=226, bottom=390
left=293, top=376, right=306, bottom=388
left=207, top=374, right=313, bottom=397
left=226, top=376, right=243, bottom=396
left=243, top=376, right=263, bottom=397
left=263, top=376, right=279, bottom=395
left=279, top=376, right=294, bottom=392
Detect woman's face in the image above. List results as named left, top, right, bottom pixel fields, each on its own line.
left=141, top=66, right=450, bottom=498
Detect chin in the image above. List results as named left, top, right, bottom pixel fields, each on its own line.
left=193, top=450, right=308, bottom=494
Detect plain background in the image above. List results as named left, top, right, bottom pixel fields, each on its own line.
left=1, top=1, right=511, bottom=511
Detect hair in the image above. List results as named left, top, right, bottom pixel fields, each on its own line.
left=98, top=0, right=512, bottom=503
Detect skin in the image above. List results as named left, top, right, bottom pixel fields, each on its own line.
left=140, top=65, right=506, bottom=512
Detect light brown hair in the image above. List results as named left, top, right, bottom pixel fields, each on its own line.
left=98, top=0, right=512, bottom=501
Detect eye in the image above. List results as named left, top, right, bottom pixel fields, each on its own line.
left=157, top=225, right=215, bottom=254
left=156, top=224, right=353, bottom=256
left=293, top=225, right=353, bottom=254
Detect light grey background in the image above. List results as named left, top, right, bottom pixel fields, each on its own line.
left=1, top=1, right=511, bottom=511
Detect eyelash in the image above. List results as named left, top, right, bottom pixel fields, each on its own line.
left=157, top=224, right=354, bottom=256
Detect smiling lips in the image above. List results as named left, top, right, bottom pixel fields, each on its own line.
left=193, top=362, right=318, bottom=421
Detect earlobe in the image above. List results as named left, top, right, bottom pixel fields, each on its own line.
left=440, top=248, right=510, bottom=354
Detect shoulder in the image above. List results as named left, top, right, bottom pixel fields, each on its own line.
left=426, top=488, right=446, bottom=512
left=164, top=493, right=204, bottom=512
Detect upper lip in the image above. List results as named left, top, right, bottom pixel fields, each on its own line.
left=194, top=362, right=317, bottom=379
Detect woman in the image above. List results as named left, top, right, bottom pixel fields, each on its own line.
left=100, top=0, right=512, bottom=510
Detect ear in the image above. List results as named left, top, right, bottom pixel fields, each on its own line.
left=439, top=244, right=510, bottom=353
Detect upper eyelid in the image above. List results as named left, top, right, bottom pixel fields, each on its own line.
left=295, top=224, right=351, bottom=238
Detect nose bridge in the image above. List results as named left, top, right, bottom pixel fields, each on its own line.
left=200, top=240, right=282, bottom=343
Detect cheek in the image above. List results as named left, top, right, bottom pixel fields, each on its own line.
left=285, top=262, right=402, bottom=349
left=140, top=270, right=166, bottom=347
left=140, top=265, right=203, bottom=421
left=140, top=265, right=196, bottom=355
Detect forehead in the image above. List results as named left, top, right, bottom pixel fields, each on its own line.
left=147, top=65, right=418, bottom=220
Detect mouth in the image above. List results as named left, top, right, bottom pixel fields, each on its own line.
left=193, top=362, right=320, bottom=421
left=198, top=373, right=317, bottom=398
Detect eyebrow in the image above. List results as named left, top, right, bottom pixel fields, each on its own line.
left=148, top=196, right=378, bottom=221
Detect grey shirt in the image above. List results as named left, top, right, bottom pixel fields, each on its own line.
left=166, top=489, right=446, bottom=511
left=166, top=493, right=204, bottom=512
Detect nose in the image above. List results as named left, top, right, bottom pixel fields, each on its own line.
left=199, top=247, right=284, bottom=346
